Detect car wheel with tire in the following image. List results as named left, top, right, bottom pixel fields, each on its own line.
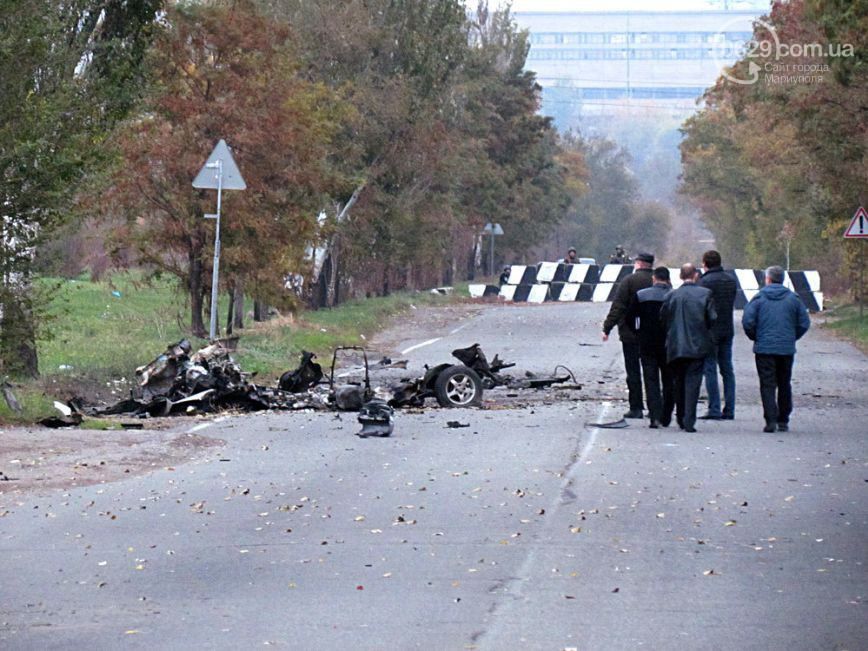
left=434, top=365, right=483, bottom=408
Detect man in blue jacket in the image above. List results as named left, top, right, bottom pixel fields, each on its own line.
left=742, top=265, right=811, bottom=433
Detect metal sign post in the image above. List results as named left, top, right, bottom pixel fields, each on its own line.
left=843, top=206, right=868, bottom=320
left=482, top=222, right=504, bottom=277
left=193, top=140, right=246, bottom=341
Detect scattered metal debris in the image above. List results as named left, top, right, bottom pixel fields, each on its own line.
left=279, top=351, right=323, bottom=392
left=57, top=341, right=582, bottom=425
left=586, top=418, right=629, bottom=429
left=357, top=400, right=395, bottom=438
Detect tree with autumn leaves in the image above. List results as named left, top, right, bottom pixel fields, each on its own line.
left=680, top=0, right=867, bottom=296
left=3, top=0, right=586, bottom=373
left=101, top=1, right=346, bottom=336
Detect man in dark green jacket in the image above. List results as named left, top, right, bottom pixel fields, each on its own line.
left=602, top=251, right=654, bottom=418
left=742, top=265, right=811, bottom=433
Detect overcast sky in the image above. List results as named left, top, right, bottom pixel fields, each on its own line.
left=471, top=1, right=767, bottom=11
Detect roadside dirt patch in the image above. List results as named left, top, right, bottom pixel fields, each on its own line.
left=0, top=425, right=223, bottom=500
left=371, top=303, right=488, bottom=356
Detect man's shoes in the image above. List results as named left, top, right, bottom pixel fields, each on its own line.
left=659, top=417, right=671, bottom=428
left=763, top=423, right=776, bottom=433
left=699, top=413, right=722, bottom=420
left=721, top=414, right=734, bottom=420
left=684, top=426, right=697, bottom=433
left=777, top=423, right=789, bottom=432
left=623, top=410, right=644, bottom=419
left=649, top=419, right=660, bottom=429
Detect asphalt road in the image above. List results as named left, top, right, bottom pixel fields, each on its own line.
left=1, top=301, right=866, bottom=650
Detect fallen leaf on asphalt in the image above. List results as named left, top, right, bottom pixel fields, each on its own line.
left=564, top=595, right=576, bottom=599
left=703, top=569, right=718, bottom=576
left=356, top=585, right=364, bottom=590
left=656, top=513, right=665, bottom=518
left=354, top=515, right=366, bottom=522
left=569, top=527, right=582, bottom=534
left=612, top=587, right=620, bottom=593
left=724, top=520, right=737, bottom=526
left=125, top=630, right=140, bottom=635
left=785, top=496, right=795, bottom=502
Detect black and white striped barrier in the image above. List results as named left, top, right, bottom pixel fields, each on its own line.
left=470, top=264, right=823, bottom=310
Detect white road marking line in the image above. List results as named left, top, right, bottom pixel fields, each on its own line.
left=449, top=323, right=469, bottom=335
left=475, top=401, right=610, bottom=650
left=578, top=401, right=610, bottom=463
left=400, top=337, right=442, bottom=355
left=187, top=423, right=212, bottom=433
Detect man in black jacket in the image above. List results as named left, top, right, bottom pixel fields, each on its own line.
left=628, top=267, right=674, bottom=429
left=699, top=250, right=737, bottom=420
left=660, top=264, right=717, bottom=432
left=602, top=251, right=654, bottom=418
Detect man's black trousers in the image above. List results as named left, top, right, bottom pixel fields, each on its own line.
left=671, top=357, right=704, bottom=430
left=754, top=354, right=794, bottom=426
left=622, top=341, right=643, bottom=413
left=640, top=345, right=674, bottom=424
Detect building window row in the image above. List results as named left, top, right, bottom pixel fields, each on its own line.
left=542, top=86, right=707, bottom=100
left=528, top=48, right=732, bottom=61
left=529, top=31, right=752, bottom=45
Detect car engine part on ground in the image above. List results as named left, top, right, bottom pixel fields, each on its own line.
left=278, top=351, right=323, bottom=392
left=357, top=399, right=395, bottom=438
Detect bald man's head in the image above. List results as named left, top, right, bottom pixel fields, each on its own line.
left=680, top=263, right=697, bottom=281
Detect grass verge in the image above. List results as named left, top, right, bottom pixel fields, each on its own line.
left=822, top=302, right=868, bottom=351
left=1, top=275, right=464, bottom=424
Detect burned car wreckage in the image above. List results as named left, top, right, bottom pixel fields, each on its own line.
left=58, top=340, right=578, bottom=434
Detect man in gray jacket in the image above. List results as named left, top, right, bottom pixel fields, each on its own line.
left=660, top=264, right=717, bottom=432
left=742, top=265, right=811, bottom=432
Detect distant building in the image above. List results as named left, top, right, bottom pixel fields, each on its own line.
left=514, top=9, right=762, bottom=119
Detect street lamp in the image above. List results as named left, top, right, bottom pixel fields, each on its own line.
left=482, top=222, right=504, bottom=277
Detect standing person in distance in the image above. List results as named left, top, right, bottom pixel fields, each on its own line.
left=742, top=265, right=811, bottom=433
left=660, top=263, right=717, bottom=432
left=628, top=266, right=675, bottom=429
left=563, top=247, right=579, bottom=264
left=602, top=251, right=655, bottom=419
left=698, top=250, right=738, bottom=420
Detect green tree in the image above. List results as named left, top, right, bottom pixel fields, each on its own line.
left=0, top=0, right=160, bottom=377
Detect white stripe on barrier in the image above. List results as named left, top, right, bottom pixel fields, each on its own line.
left=528, top=285, right=549, bottom=303
left=558, top=283, right=580, bottom=302
left=783, top=271, right=793, bottom=290
left=499, top=285, right=516, bottom=301
left=815, top=291, right=824, bottom=311
left=506, top=266, right=526, bottom=285
left=599, top=264, right=623, bottom=283
left=568, top=263, right=591, bottom=284
left=536, top=262, right=558, bottom=283
left=669, top=268, right=684, bottom=289
left=804, top=270, right=821, bottom=292
left=592, top=283, right=613, bottom=302
left=743, top=288, right=759, bottom=303
left=468, top=284, right=487, bottom=299
left=735, top=269, right=759, bottom=290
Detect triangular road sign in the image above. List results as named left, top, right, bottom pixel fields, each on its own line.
left=192, top=139, right=247, bottom=190
left=844, top=206, right=868, bottom=238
